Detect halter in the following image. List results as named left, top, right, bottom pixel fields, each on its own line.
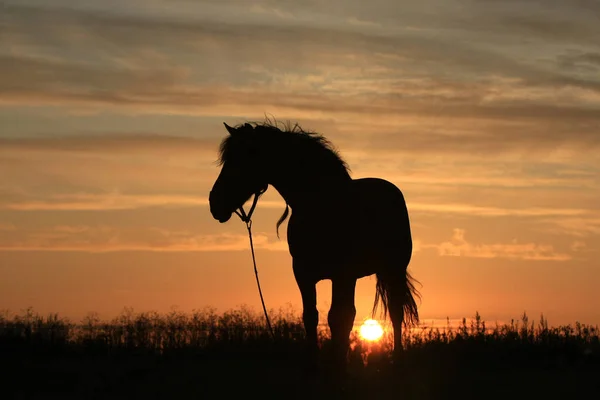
left=233, top=187, right=275, bottom=339
left=233, top=186, right=265, bottom=223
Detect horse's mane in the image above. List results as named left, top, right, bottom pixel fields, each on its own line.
left=218, top=117, right=351, bottom=236
left=255, top=118, right=350, bottom=172
left=218, top=117, right=349, bottom=172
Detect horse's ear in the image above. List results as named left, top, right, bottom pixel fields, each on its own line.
left=223, top=123, right=238, bottom=136
left=243, top=123, right=253, bottom=130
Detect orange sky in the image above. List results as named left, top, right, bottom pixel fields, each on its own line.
left=1, top=0, right=599, bottom=326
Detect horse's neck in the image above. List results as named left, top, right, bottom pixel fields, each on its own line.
left=270, top=172, right=350, bottom=210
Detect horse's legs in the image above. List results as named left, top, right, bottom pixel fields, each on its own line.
left=293, top=263, right=318, bottom=372
left=328, top=278, right=357, bottom=370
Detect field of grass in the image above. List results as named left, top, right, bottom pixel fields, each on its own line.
left=2, top=306, right=599, bottom=399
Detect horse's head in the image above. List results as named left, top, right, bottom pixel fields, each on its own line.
left=209, top=123, right=268, bottom=223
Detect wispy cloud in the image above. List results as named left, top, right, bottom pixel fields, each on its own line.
left=0, top=134, right=218, bottom=154
left=2, top=1, right=599, bottom=170
left=539, top=217, right=600, bottom=238
left=410, top=203, right=590, bottom=218
left=0, top=191, right=286, bottom=211
left=3, top=190, right=594, bottom=221
left=0, top=224, right=287, bottom=252
left=2, top=223, right=572, bottom=259
left=0, top=223, right=16, bottom=231
left=3, top=3, right=599, bottom=119
left=429, top=228, right=571, bottom=261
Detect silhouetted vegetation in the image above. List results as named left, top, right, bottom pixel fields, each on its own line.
left=2, top=307, right=599, bottom=399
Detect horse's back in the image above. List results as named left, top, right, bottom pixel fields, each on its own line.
left=349, top=177, right=412, bottom=243
left=351, top=177, right=409, bottom=216
left=287, top=176, right=412, bottom=278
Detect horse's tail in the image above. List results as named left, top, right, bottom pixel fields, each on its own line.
left=275, top=203, right=289, bottom=238
left=372, top=269, right=420, bottom=327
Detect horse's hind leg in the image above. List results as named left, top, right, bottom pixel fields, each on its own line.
left=328, top=278, right=357, bottom=371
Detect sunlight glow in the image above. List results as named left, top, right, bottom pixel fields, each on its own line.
left=359, top=319, right=384, bottom=341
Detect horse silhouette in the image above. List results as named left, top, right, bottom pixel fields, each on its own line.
left=209, top=119, right=420, bottom=371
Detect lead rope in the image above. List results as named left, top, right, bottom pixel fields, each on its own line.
left=234, top=191, right=275, bottom=339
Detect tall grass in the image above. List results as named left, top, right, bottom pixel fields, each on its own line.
left=1, top=307, right=598, bottom=365
left=1, top=305, right=306, bottom=357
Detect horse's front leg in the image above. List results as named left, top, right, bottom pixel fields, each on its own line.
left=293, top=260, right=319, bottom=373
left=328, top=277, right=356, bottom=372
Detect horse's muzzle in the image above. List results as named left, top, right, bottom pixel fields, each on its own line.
left=217, top=214, right=231, bottom=223
left=209, top=190, right=232, bottom=223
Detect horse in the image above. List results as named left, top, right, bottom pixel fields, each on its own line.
left=209, top=119, right=420, bottom=371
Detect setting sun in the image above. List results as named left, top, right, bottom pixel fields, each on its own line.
left=359, top=319, right=384, bottom=341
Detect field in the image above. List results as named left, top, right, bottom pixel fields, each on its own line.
left=2, top=306, right=599, bottom=400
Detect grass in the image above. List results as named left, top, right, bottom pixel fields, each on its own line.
left=1, top=306, right=599, bottom=399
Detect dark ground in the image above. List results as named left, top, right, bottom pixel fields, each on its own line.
left=3, top=348, right=599, bottom=400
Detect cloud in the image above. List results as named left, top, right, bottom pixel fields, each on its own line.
left=0, top=134, right=218, bottom=154
left=146, top=227, right=288, bottom=252
left=410, top=203, right=590, bottom=218
left=0, top=192, right=286, bottom=211
left=557, top=51, right=600, bottom=72
left=2, top=193, right=209, bottom=211
left=2, top=222, right=574, bottom=258
left=2, top=2, right=599, bottom=161
left=0, top=224, right=288, bottom=252
left=430, top=228, right=571, bottom=261
left=2, top=189, right=593, bottom=220
left=570, top=241, right=587, bottom=252
left=539, top=217, right=600, bottom=238
left=2, top=78, right=599, bottom=157
left=0, top=135, right=224, bottom=200
left=0, top=223, right=16, bottom=231
left=3, top=54, right=599, bottom=120
left=3, top=3, right=600, bottom=97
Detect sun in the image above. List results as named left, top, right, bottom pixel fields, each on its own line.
left=359, top=319, right=384, bottom=341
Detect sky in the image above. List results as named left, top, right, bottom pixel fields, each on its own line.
left=1, top=0, right=599, bottom=327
